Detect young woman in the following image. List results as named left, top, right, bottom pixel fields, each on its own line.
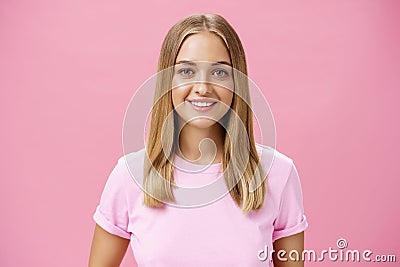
left=89, top=14, right=308, bottom=267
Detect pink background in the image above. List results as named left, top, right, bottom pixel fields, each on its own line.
left=1, top=0, right=399, bottom=266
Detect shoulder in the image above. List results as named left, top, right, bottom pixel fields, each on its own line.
left=115, top=148, right=146, bottom=188
left=118, top=148, right=146, bottom=166
left=108, top=148, right=147, bottom=195
left=255, top=143, right=296, bottom=190
left=255, top=143, right=294, bottom=174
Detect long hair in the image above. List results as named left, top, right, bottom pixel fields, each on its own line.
left=143, top=13, right=266, bottom=213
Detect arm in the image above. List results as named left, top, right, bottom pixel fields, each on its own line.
left=272, top=231, right=304, bottom=267
left=88, top=224, right=130, bottom=267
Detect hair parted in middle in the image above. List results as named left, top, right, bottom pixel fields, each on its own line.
left=143, top=13, right=266, bottom=213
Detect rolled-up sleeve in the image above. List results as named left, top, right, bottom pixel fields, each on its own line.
left=272, top=161, right=308, bottom=242
left=93, top=159, right=131, bottom=239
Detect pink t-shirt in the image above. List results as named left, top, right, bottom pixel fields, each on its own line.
left=93, top=144, right=308, bottom=266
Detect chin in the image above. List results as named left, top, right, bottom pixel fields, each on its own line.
left=186, top=118, right=219, bottom=129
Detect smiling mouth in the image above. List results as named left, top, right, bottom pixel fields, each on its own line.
left=190, top=101, right=217, bottom=107
left=185, top=100, right=218, bottom=112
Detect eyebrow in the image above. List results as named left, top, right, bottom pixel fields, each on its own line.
left=175, top=60, right=232, bottom=66
left=212, top=61, right=232, bottom=66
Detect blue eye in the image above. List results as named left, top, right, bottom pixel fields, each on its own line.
left=212, top=69, right=229, bottom=77
left=177, top=68, right=194, bottom=77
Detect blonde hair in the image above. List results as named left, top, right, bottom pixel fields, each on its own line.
left=144, top=13, right=266, bottom=213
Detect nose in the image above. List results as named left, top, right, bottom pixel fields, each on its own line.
left=194, top=82, right=212, bottom=95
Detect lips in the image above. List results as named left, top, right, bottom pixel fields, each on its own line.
left=191, top=101, right=216, bottom=107
left=185, top=98, right=218, bottom=112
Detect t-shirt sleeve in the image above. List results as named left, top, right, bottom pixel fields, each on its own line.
left=272, top=160, right=308, bottom=242
left=93, top=158, right=131, bottom=239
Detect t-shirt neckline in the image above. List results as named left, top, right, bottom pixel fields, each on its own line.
left=173, top=154, right=222, bottom=173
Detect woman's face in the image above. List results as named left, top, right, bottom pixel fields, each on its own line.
left=171, top=31, right=234, bottom=129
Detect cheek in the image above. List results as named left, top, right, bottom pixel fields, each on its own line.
left=218, top=88, right=234, bottom=107
left=171, top=86, right=191, bottom=107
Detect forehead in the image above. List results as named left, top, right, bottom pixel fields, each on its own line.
left=175, top=32, right=231, bottom=64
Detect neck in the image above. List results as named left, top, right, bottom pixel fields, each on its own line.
left=177, top=121, right=225, bottom=164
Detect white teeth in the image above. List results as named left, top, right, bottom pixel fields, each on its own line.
left=191, top=101, right=214, bottom=107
